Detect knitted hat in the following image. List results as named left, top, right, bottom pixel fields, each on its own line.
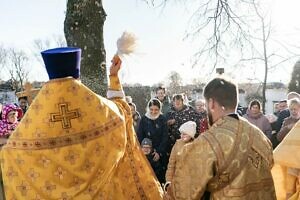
left=141, top=138, right=152, bottom=147
left=179, top=121, right=197, bottom=138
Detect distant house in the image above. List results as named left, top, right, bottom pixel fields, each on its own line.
left=265, top=86, right=287, bottom=114
left=125, top=81, right=288, bottom=115
left=166, top=81, right=287, bottom=114
left=239, top=82, right=287, bottom=114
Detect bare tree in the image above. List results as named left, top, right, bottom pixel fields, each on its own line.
left=0, top=45, right=8, bottom=79
left=237, top=0, right=300, bottom=113
left=145, top=0, right=300, bottom=112
left=32, top=35, right=67, bottom=63
left=5, top=48, right=30, bottom=92
left=144, top=0, right=257, bottom=70
left=167, top=71, right=183, bottom=94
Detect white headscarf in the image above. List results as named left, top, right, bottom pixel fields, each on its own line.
left=145, top=98, right=162, bottom=120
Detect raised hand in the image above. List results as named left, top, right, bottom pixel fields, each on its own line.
left=110, top=55, right=122, bottom=76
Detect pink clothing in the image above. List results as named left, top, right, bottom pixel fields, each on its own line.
left=0, top=104, right=23, bottom=137
left=243, top=109, right=272, bottom=138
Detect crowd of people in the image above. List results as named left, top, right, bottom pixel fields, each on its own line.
left=0, top=47, right=299, bottom=199
left=125, top=84, right=300, bottom=191
left=126, top=87, right=210, bottom=185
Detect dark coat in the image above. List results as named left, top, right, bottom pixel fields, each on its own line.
left=160, top=96, right=171, bottom=115
left=271, top=109, right=290, bottom=148
left=275, top=109, right=290, bottom=133
left=165, top=105, right=201, bottom=153
left=137, top=114, right=168, bottom=156
left=146, top=153, right=165, bottom=184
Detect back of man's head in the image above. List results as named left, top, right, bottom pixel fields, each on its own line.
left=18, top=96, right=28, bottom=102
left=203, top=77, right=238, bottom=110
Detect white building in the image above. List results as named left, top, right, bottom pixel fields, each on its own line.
left=265, top=88, right=287, bottom=114
left=238, top=82, right=287, bottom=115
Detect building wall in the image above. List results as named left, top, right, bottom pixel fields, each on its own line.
left=0, top=91, right=17, bottom=104
left=203, top=88, right=287, bottom=115
left=265, top=88, right=287, bottom=114
left=238, top=93, right=247, bottom=107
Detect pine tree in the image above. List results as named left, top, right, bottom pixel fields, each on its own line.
left=288, top=61, right=300, bottom=93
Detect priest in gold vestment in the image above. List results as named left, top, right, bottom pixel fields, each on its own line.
left=164, top=77, right=276, bottom=200
left=272, top=119, right=300, bottom=200
left=0, top=47, right=163, bottom=199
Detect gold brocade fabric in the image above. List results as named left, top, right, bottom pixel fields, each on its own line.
left=272, top=121, right=300, bottom=200
left=0, top=77, right=163, bottom=199
left=165, top=140, right=186, bottom=183
left=171, top=116, right=276, bottom=200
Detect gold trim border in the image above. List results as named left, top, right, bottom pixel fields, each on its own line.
left=4, top=117, right=124, bottom=150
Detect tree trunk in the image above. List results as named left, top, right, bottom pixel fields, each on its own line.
left=64, top=0, right=107, bottom=96
left=262, top=20, right=268, bottom=114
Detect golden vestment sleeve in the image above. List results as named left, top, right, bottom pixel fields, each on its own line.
left=166, top=141, right=178, bottom=182
left=109, top=75, right=122, bottom=91
left=107, top=75, right=164, bottom=199
left=171, top=136, right=215, bottom=200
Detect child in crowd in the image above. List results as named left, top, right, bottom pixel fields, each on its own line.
left=165, top=121, right=196, bottom=184
left=141, top=138, right=165, bottom=184
left=0, top=104, right=23, bottom=146
left=0, top=104, right=22, bottom=137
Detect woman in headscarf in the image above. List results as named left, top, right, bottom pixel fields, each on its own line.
left=137, top=98, right=168, bottom=184
left=243, top=99, right=272, bottom=138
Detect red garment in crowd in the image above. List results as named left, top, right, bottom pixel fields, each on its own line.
left=199, top=117, right=209, bottom=134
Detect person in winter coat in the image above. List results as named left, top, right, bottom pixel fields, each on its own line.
left=137, top=98, right=168, bottom=183
left=243, top=99, right=272, bottom=138
left=194, top=99, right=209, bottom=134
left=141, top=138, right=165, bottom=184
left=128, top=102, right=141, bottom=133
left=0, top=103, right=23, bottom=146
left=165, top=121, right=196, bottom=183
left=0, top=104, right=23, bottom=138
left=155, top=86, right=171, bottom=115
left=166, top=94, right=201, bottom=154
left=277, top=98, right=300, bottom=142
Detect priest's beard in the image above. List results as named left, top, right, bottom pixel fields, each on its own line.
left=207, top=109, right=214, bottom=126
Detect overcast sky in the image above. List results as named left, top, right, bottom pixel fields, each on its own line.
left=0, top=0, right=300, bottom=85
